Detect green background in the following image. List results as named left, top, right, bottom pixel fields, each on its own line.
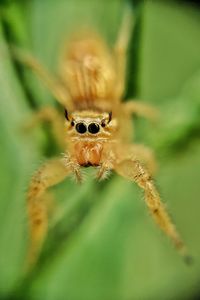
left=0, top=0, right=200, bottom=299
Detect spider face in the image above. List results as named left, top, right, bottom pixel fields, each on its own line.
left=65, top=109, right=117, bottom=140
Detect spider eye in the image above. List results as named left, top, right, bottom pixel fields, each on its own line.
left=71, top=121, right=75, bottom=126
left=101, top=122, right=106, bottom=127
left=64, top=109, right=69, bottom=121
left=108, top=111, right=112, bottom=123
left=76, top=122, right=87, bottom=134
left=88, top=123, right=100, bottom=134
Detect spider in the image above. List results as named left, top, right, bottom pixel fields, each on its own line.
left=16, top=6, right=190, bottom=268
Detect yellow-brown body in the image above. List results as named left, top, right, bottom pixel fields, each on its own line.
left=21, top=7, right=190, bottom=269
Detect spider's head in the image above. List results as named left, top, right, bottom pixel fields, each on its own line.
left=64, top=109, right=117, bottom=141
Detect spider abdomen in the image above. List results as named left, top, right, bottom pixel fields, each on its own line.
left=60, top=33, right=117, bottom=109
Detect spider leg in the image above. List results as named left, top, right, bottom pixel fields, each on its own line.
left=114, top=158, right=191, bottom=262
left=123, top=100, right=159, bottom=123
left=114, top=5, right=134, bottom=98
left=63, top=153, right=83, bottom=183
left=127, top=144, right=157, bottom=175
left=96, top=142, right=156, bottom=181
left=12, top=47, right=72, bottom=108
left=23, top=106, right=66, bottom=149
left=96, top=159, right=114, bottom=181
left=26, top=158, right=71, bottom=269
left=95, top=146, right=115, bottom=181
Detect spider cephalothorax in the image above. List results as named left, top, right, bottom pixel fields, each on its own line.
left=64, top=109, right=117, bottom=168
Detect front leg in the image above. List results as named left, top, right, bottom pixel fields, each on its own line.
left=96, top=149, right=115, bottom=181
left=63, top=153, right=82, bottom=183
left=27, top=158, right=71, bottom=269
left=114, top=158, right=191, bottom=263
left=96, top=160, right=113, bottom=181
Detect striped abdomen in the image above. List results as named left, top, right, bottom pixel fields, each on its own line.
left=60, top=33, right=117, bottom=109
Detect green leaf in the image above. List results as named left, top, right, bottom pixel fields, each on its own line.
left=1, top=1, right=200, bottom=300
left=0, top=22, right=39, bottom=296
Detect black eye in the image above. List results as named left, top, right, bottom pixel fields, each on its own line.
left=101, top=122, right=106, bottom=127
left=64, top=109, right=69, bottom=121
left=71, top=121, right=75, bottom=126
left=88, top=123, right=100, bottom=134
left=76, top=123, right=87, bottom=134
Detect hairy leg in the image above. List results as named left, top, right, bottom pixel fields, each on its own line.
left=96, top=157, right=114, bottom=181
left=123, top=100, right=159, bottom=123
left=126, top=144, right=157, bottom=175
left=27, top=158, right=71, bottom=269
left=63, top=153, right=83, bottom=183
left=23, top=106, right=66, bottom=149
left=96, top=142, right=156, bottom=181
left=114, top=5, right=134, bottom=98
left=12, top=47, right=72, bottom=108
left=114, top=158, right=191, bottom=262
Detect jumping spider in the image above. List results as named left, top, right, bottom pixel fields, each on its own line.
left=16, top=7, right=190, bottom=268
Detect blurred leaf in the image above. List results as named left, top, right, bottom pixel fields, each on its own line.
left=1, top=1, right=200, bottom=300
left=0, top=21, right=39, bottom=296
left=138, top=1, right=200, bottom=102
